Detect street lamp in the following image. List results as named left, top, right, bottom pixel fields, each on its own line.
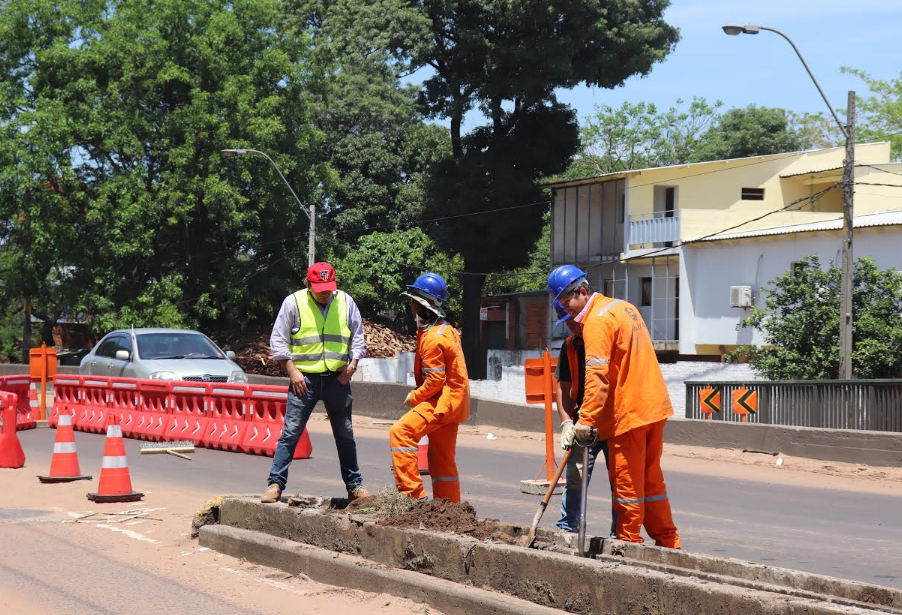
left=723, top=25, right=856, bottom=379
left=221, top=148, right=316, bottom=266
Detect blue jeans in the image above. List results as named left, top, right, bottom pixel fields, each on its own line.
left=267, top=374, right=363, bottom=492
left=557, top=439, right=616, bottom=535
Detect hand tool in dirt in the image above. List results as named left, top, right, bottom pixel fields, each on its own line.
left=139, top=441, right=196, bottom=460
left=520, top=447, right=573, bottom=548
left=578, top=443, right=589, bottom=557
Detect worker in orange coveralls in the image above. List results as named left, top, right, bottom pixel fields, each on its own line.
left=548, top=264, right=680, bottom=548
left=389, top=273, right=470, bottom=502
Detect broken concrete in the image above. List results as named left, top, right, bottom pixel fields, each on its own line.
left=197, top=496, right=902, bottom=615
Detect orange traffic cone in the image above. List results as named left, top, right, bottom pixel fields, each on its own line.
left=37, top=408, right=91, bottom=483
left=87, top=412, right=143, bottom=503
left=417, top=435, right=429, bottom=476
left=0, top=392, right=26, bottom=469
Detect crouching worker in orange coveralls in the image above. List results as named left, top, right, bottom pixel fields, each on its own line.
left=390, top=273, right=470, bottom=502
left=549, top=264, right=680, bottom=548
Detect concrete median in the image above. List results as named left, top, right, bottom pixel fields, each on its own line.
left=4, top=362, right=896, bottom=466
left=250, top=377, right=902, bottom=467
left=197, top=496, right=902, bottom=615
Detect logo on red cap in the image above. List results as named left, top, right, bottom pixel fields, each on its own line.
left=307, top=262, right=337, bottom=291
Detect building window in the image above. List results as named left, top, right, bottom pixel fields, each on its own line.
left=603, top=279, right=614, bottom=297
left=741, top=187, right=765, bottom=200
left=618, top=194, right=625, bottom=223
left=640, top=277, right=652, bottom=306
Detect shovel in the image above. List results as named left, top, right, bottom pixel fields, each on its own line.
left=520, top=447, right=573, bottom=548
left=577, top=443, right=590, bottom=557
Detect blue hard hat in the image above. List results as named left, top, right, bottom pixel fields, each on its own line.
left=552, top=300, right=571, bottom=325
left=407, top=272, right=447, bottom=304
left=547, top=264, right=587, bottom=300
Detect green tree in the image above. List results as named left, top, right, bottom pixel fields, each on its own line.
left=566, top=98, right=721, bottom=178
left=331, top=228, right=463, bottom=326
left=729, top=256, right=902, bottom=379
left=400, top=0, right=679, bottom=376
left=483, top=211, right=550, bottom=296
left=787, top=110, right=844, bottom=151
left=296, top=0, right=450, bottom=233
left=690, top=105, right=807, bottom=162
left=843, top=67, right=902, bottom=160
left=0, top=0, right=328, bottom=337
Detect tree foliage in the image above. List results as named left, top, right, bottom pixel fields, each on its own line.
left=844, top=67, right=902, bottom=161
left=332, top=228, right=463, bottom=326
left=729, top=256, right=902, bottom=380
left=394, top=0, right=679, bottom=375
left=296, top=0, right=450, bottom=233
left=0, top=0, right=332, bottom=335
left=690, top=105, right=807, bottom=162
left=567, top=100, right=823, bottom=180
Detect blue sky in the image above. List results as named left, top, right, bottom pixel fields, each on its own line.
left=422, top=0, right=902, bottom=131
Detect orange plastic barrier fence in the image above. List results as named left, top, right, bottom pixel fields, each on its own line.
left=48, top=375, right=312, bottom=459
left=0, top=375, right=36, bottom=430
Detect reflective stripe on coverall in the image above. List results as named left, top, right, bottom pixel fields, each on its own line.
left=389, top=321, right=470, bottom=502
left=577, top=293, right=680, bottom=548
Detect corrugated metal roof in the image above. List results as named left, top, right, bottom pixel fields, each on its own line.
left=696, top=210, right=902, bottom=243
left=543, top=149, right=809, bottom=189
left=780, top=165, right=842, bottom=178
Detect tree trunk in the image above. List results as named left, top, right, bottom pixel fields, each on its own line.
left=461, top=271, right=487, bottom=380
left=22, top=300, right=32, bottom=365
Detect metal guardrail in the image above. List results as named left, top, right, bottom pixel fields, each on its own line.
left=685, top=380, right=902, bottom=432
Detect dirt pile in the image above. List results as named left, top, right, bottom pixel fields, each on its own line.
left=377, top=499, right=511, bottom=542
left=211, top=320, right=415, bottom=376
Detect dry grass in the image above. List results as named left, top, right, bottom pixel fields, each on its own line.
left=371, top=488, right=416, bottom=519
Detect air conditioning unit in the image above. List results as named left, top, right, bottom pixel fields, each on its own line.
left=730, top=285, right=753, bottom=308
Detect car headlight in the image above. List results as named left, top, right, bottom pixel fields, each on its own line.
left=149, top=371, right=179, bottom=381
left=228, top=371, right=248, bottom=383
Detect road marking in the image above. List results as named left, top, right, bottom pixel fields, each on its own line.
left=95, top=524, right=160, bottom=544
left=261, top=578, right=308, bottom=595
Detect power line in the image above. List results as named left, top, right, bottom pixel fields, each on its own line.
left=377, top=182, right=841, bottom=281
left=856, top=163, right=902, bottom=177
left=854, top=182, right=902, bottom=188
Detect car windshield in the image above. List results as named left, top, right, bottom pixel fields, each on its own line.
left=136, top=333, right=223, bottom=360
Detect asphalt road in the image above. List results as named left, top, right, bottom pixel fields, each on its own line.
left=13, top=424, right=902, bottom=590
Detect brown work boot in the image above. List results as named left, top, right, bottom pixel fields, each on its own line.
left=347, top=486, right=372, bottom=502
left=261, top=483, right=282, bottom=504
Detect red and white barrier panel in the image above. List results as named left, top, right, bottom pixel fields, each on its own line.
left=0, top=375, right=36, bottom=431
left=49, top=375, right=312, bottom=459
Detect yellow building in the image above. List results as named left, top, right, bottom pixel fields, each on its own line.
left=545, top=142, right=902, bottom=357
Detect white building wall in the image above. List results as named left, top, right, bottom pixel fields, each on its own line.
left=681, top=227, right=902, bottom=352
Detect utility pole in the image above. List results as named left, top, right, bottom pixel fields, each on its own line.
left=722, top=25, right=856, bottom=379
left=221, top=148, right=316, bottom=266
left=839, top=91, right=856, bottom=380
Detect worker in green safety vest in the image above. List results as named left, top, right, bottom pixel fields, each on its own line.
left=262, top=262, right=371, bottom=504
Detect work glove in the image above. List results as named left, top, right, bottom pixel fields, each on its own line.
left=560, top=420, right=576, bottom=451
left=403, top=392, right=414, bottom=407
left=573, top=422, right=598, bottom=448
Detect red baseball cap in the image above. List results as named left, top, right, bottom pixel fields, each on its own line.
left=307, top=262, right=337, bottom=292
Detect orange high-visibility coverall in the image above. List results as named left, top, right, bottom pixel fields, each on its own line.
left=390, top=320, right=470, bottom=502
left=576, top=293, right=680, bottom=548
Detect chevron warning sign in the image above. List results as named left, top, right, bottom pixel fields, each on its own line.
left=698, top=386, right=721, bottom=418
left=731, top=387, right=758, bottom=421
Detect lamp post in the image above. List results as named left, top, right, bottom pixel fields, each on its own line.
left=221, top=148, right=315, bottom=267
left=723, top=25, right=855, bottom=379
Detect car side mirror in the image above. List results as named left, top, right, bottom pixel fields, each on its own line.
left=225, top=350, right=236, bottom=360
left=115, top=350, right=130, bottom=361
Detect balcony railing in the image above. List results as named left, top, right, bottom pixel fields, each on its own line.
left=628, top=213, right=680, bottom=246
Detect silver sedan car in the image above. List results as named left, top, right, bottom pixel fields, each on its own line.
left=79, top=328, right=247, bottom=383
